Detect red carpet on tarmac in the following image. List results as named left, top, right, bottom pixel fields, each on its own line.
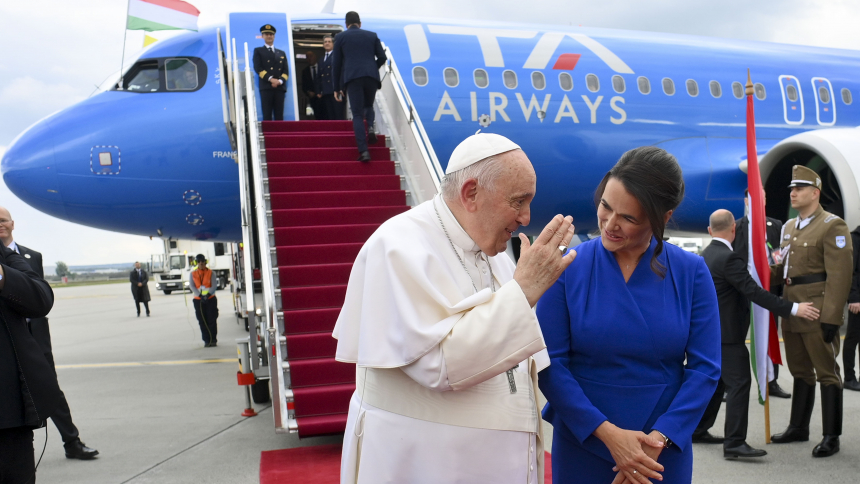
left=259, top=445, right=553, bottom=483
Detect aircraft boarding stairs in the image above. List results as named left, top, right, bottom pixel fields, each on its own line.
left=221, top=35, right=445, bottom=437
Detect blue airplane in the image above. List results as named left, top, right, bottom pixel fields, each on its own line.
left=4, top=12, right=860, bottom=241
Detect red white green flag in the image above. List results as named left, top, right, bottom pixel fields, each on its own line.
left=127, top=0, right=199, bottom=32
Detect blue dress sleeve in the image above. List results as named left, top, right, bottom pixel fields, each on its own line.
left=537, top=271, right=609, bottom=444
left=652, top=256, right=721, bottom=451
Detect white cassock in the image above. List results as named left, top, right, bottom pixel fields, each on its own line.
left=333, top=195, right=550, bottom=484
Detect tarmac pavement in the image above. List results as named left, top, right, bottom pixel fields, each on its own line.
left=31, top=282, right=860, bottom=483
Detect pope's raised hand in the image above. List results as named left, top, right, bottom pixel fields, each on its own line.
left=513, top=214, right=577, bottom=307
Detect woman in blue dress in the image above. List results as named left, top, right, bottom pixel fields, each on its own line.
left=537, top=147, right=721, bottom=483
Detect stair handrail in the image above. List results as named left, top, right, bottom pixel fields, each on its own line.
left=242, top=42, right=290, bottom=432
left=378, top=43, right=445, bottom=198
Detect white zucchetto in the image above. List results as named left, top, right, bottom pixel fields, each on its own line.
left=445, top=133, right=521, bottom=175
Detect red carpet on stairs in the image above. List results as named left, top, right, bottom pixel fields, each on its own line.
left=262, top=120, right=410, bottom=438
left=259, top=446, right=554, bottom=483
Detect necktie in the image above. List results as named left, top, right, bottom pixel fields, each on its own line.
left=269, top=47, right=274, bottom=54
left=312, top=65, right=316, bottom=79
left=324, top=52, right=329, bottom=62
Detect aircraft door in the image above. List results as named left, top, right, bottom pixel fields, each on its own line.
left=811, top=77, right=836, bottom=126
left=228, top=13, right=299, bottom=121
left=778, top=75, right=804, bottom=125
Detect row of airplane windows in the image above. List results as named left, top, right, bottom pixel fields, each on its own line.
left=411, top=66, right=854, bottom=106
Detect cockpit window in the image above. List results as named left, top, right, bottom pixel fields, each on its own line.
left=165, top=58, right=199, bottom=91
left=115, top=57, right=207, bottom=93
left=125, top=62, right=160, bottom=92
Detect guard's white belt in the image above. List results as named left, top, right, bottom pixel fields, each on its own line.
left=355, top=363, right=539, bottom=433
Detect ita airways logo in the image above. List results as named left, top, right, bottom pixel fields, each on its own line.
left=183, top=189, right=202, bottom=206
left=186, top=213, right=204, bottom=226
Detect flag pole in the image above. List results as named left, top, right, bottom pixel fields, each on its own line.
left=746, top=68, right=772, bottom=444
left=119, top=0, right=131, bottom=90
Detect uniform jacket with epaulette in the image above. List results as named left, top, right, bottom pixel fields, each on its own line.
left=772, top=205, right=853, bottom=332
left=252, top=45, right=289, bottom=91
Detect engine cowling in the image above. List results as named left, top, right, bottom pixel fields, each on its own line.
left=759, top=127, right=860, bottom=229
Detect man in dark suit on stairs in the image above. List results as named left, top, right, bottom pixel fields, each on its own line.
left=253, top=24, right=289, bottom=121
left=0, top=206, right=99, bottom=461
left=693, top=209, right=818, bottom=459
left=332, top=11, right=387, bottom=162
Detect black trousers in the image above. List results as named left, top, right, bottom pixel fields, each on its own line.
left=28, top=319, right=80, bottom=445
left=345, top=77, right=378, bottom=152
left=696, top=344, right=752, bottom=446
left=0, top=426, right=35, bottom=484
left=844, top=310, right=860, bottom=380
left=134, top=299, right=150, bottom=315
left=193, top=297, right=219, bottom=344
left=260, top=88, right=286, bottom=121
left=317, top=94, right=344, bottom=120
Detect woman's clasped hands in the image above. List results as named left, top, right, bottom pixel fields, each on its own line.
left=594, top=421, right=666, bottom=484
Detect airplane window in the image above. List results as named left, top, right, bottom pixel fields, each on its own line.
left=662, top=78, right=675, bottom=96
left=165, top=58, right=198, bottom=91
left=612, top=75, right=625, bottom=93
left=732, top=82, right=743, bottom=99
left=754, top=83, right=766, bottom=100
left=842, top=88, right=853, bottom=105
left=503, top=70, right=518, bottom=89
left=474, top=69, right=489, bottom=88
left=559, top=72, right=573, bottom=91
left=586, top=74, right=599, bottom=92
left=412, top=66, right=428, bottom=86
left=709, top=81, right=721, bottom=98
left=818, top=86, right=830, bottom=104
left=532, top=72, right=546, bottom=90
left=637, top=76, right=650, bottom=94
left=125, top=62, right=160, bottom=92
left=686, top=79, right=699, bottom=97
left=786, top=85, right=798, bottom=102
left=444, top=68, right=459, bottom=87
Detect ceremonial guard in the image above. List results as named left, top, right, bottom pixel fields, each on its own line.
left=253, top=24, right=289, bottom=121
left=771, top=165, right=853, bottom=458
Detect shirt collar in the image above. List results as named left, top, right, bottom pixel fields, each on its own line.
left=435, top=196, right=480, bottom=253
left=712, top=237, right=733, bottom=251
left=6, top=240, right=18, bottom=253
left=796, top=205, right=824, bottom=230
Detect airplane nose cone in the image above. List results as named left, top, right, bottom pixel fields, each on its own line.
left=1, top=115, right=65, bottom=218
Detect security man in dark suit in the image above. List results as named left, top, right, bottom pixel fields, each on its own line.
left=315, top=34, right=343, bottom=120
left=734, top=189, right=791, bottom=398
left=770, top=165, right=853, bottom=458
left=332, top=11, right=387, bottom=162
left=0, top=206, right=99, bottom=462
left=694, top=209, right=819, bottom=459
left=0, top=224, right=59, bottom=481
left=130, top=261, right=151, bottom=317
left=301, top=50, right=320, bottom=118
left=253, top=24, right=289, bottom=121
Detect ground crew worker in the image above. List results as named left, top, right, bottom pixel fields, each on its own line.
left=252, top=24, right=289, bottom=121
left=770, top=165, right=852, bottom=458
left=191, top=254, right=218, bottom=348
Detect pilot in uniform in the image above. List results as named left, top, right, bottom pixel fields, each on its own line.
left=315, top=34, right=342, bottom=120
left=253, top=24, right=289, bottom=121
left=770, top=165, right=853, bottom=458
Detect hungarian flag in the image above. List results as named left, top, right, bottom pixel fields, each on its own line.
left=744, top=72, right=782, bottom=404
left=127, top=0, right=199, bottom=32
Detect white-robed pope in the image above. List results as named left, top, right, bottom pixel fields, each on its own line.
left=333, top=133, right=577, bottom=483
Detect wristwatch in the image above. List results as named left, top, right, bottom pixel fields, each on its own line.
left=655, top=430, right=673, bottom=448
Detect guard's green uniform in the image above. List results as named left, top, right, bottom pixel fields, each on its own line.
left=770, top=165, right=852, bottom=457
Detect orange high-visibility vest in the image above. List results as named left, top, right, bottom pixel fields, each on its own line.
left=192, top=268, right=213, bottom=300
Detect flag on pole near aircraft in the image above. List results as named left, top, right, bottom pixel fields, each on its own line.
left=744, top=70, right=781, bottom=404
left=127, top=0, right=200, bottom=32
left=143, top=34, right=158, bottom=47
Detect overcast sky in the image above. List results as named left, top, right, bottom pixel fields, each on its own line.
left=1, top=0, right=859, bottom=267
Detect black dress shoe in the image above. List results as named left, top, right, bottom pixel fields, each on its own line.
left=812, top=435, right=840, bottom=457
left=65, top=440, right=99, bottom=460
left=146, top=312, right=150, bottom=317
left=357, top=151, right=371, bottom=162
left=724, top=442, right=767, bottom=459
left=769, top=381, right=791, bottom=398
left=845, top=379, right=860, bottom=392
left=692, top=431, right=724, bottom=444
left=368, top=130, right=378, bottom=145
left=771, top=425, right=809, bottom=443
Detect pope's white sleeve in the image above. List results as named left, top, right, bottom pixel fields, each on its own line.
left=400, top=346, right=451, bottom=391
left=441, top=279, right=545, bottom=391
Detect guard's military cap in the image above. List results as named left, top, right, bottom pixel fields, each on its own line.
left=260, top=24, right=276, bottom=34
left=788, top=165, right=822, bottom=189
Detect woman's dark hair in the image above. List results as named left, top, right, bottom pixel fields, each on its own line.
left=593, top=146, right=685, bottom=278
